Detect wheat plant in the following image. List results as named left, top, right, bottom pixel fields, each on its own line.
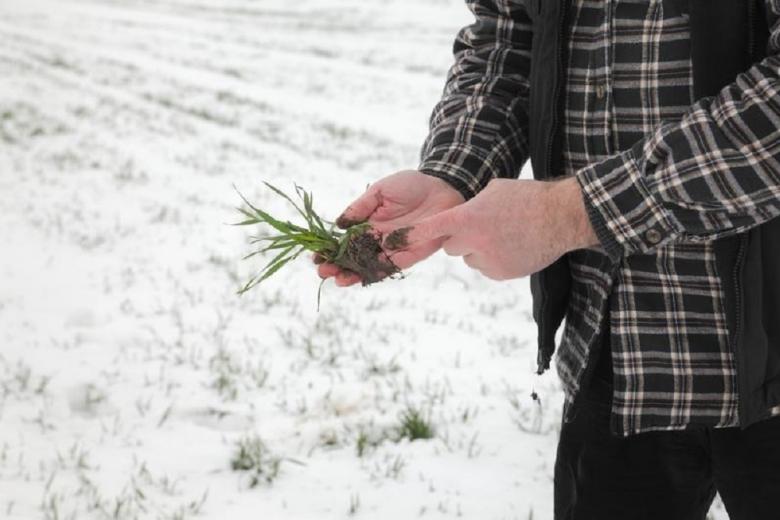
left=234, top=182, right=401, bottom=309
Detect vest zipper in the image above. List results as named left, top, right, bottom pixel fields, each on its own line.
left=730, top=0, right=758, bottom=427
left=731, top=233, right=748, bottom=424
left=748, top=0, right=757, bottom=60
left=537, top=1, right=570, bottom=374
left=544, top=2, right=567, bottom=181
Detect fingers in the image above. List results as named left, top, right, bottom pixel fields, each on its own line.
left=316, top=261, right=363, bottom=286
left=463, top=253, right=483, bottom=269
left=382, top=207, right=463, bottom=251
left=316, top=261, right=340, bottom=279
left=334, top=271, right=361, bottom=286
left=463, top=254, right=504, bottom=280
left=313, top=252, right=363, bottom=287
left=336, top=187, right=381, bottom=229
left=441, top=236, right=473, bottom=257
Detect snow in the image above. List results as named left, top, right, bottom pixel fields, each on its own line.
left=0, top=0, right=728, bottom=518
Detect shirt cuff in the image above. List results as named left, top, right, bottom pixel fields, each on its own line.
left=418, top=142, right=506, bottom=202
left=573, top=143, right=682, bottom=262
left=417, top=162, right=477, bottom=202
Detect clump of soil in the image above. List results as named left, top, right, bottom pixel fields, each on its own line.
left=331, top=228, right=403, bottom=286
left=382, top=226, right=412, bottom=251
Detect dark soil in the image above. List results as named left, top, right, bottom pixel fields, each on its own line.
left=333, top=228, right=403, bottom=286
left=382, top=226, right=412, bottom=251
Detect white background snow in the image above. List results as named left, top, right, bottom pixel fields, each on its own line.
left=0, top=0, right=728, bottom=518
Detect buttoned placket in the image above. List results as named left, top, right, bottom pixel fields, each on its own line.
left=604, top=1, right=665, bottom=247
left=589, top=0, right=616, bottom=157
left=590, top=0, right=621, bottom=405
left=604, top=0, right=618, bottom=154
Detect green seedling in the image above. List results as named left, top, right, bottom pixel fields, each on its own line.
left=230, top=434, right=304, bottom=488
left=395, top=406, right=435, bottom=441
left=234, top=182, right=404, bottom=309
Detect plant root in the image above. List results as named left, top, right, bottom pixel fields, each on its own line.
left=333, top=228, right=403, bottom=286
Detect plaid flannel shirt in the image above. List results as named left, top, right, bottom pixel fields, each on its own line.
left=419, top=0, right=780, bottom=435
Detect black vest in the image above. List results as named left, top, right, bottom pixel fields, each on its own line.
left=526, top=0, right=780, bottom=428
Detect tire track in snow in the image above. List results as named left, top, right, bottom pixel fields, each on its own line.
left=0, top=23, right=426, bottom=168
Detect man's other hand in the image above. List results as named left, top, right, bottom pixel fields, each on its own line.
left=381, top=177, right=600, bottom=282
left=312, top=170, right=465, bottom=286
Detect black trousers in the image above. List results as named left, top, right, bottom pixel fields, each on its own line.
left=553, top=372, right=780, bottom=520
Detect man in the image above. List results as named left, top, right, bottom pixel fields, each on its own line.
left=314, top=0, right=780, bottom=518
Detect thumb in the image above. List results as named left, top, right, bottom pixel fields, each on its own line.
left=336, top=186, right=380, bottom=229
left=383, top=207, right=462, bottom=251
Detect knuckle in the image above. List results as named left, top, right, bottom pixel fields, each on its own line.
left=442, top=242, right=458, bottom=257
left=484, top=270, right=502, bottom=281
left=494, top=268, right=513, bottom=281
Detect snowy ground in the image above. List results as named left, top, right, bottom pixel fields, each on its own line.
left=0, top=0, right=727, bottom=519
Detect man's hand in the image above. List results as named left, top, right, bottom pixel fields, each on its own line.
left=313, top=170, right=465, bottom=286
left=382, top=176, right=600, bottom=281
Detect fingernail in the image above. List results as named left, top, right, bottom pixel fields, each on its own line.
left=336, top=214, right=362, bottom=229
left=336, top=206, right=369, bottom=230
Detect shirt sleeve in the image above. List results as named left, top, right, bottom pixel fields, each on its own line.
left=575, top=0, right=780, bottom=263
left=418, top=0, right=533, bottom=202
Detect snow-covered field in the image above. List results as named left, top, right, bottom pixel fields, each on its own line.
left=0, top=0, right=727, bottom=519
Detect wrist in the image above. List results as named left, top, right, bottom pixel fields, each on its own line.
left=551, top=176, right=600, bottom=252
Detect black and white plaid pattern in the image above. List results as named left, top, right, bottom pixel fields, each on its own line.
left=418, top=0, right=780, bottom=436
left=418, top=0, right=533, bottom=201
left=561, top=0, right=740, bottom=436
